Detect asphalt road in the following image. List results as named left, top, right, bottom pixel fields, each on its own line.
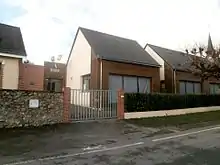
left=1, top=121, right=220, bottom=165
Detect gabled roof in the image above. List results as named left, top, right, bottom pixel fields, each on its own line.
left=146, top=44, right=191, bottom=71
left=0, top=23, right=26, bottom=56
left=79, top=27, right=160, bottom=67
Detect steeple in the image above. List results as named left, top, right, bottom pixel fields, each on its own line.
left=207, top=33, right=214, bottom=52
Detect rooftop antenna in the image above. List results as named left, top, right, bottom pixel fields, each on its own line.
left=57, top=54, right=62, bottom=61
left=51, top=56, right=55, bottom=62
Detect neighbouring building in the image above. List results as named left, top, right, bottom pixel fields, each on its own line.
left=145, top=34, right=220, bottom=94
left=0, top=23, right=26, bottom=89
left=66, top=27, right=161, bottom=94
left=19, top=61, right=66, bottom=92
left=44, top=61, right=66, bottom=92
left=18, top=63, right=44, bottom=91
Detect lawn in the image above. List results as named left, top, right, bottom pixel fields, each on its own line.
left=126, top=110, right=220, bottom=130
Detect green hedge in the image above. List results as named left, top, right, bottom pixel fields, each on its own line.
left=124, top=93, right=220, bottom=112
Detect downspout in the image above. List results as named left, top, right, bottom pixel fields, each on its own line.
left=100, top=59, right=103, bottom=90
left=173, top=68, right=177, bottom=94
left=98, top=55, right=103, bottom=110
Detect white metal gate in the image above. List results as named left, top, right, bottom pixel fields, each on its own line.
left=70, top=89, right=118, bottom=121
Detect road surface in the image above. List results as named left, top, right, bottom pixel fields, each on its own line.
left=1, top=121, right=220, bottom=165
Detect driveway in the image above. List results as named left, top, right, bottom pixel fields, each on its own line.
left=1, top=120, right=220, bottom=165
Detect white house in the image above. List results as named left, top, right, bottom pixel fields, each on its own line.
left=0, top=23, right=27, bottom=89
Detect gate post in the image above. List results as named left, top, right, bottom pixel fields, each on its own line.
left=117, top=89, right=124, bottom=119
left=63, top=87, right=71, bottom=123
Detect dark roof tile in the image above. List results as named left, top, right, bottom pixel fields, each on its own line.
left=80, top=27, right=160, bottom=67
left=147, top=44, right=191, bottom=71
left=0, top=23, right=26, bottom=56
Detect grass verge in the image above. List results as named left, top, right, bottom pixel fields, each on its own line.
left=126, top=110, right=220, bottom=130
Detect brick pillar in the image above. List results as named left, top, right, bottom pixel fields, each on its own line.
left=18, top=60, right=25, bottom=90
left=63, top=87, right=71, bottom=123
left=117, top=89, right=124, bottom=119
left=0, top=62, right=3, bottom=89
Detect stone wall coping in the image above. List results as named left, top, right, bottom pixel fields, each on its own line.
left=124, top=106, right=220, bottom=119
left=0, top=89, right=62, bottom=93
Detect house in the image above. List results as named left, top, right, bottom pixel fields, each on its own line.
left=66, top=27, right=161, bottom=94
left=44, top=61, right=66, bottom=92
left=0, top=23, right=26, bottom=89
left=145, top=34, right=220, bottom=94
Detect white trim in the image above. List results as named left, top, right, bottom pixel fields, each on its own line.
left=0, top=52, right=24, bottom=59
left=152, top=126, right=220, bottom=142
left=124, top=106, right=220, bottom=119
left=3, top=142, right=144, bottom=165
left=145, top=45, right=165, bottom=80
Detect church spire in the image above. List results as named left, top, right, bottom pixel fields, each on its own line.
left=207, top=33, right=214, bottom=52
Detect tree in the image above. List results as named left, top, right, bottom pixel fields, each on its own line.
left=184, top=34, right=220, bottom=93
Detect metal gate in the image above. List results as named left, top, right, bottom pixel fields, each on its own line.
left=70, top=89, right=118, bottom=121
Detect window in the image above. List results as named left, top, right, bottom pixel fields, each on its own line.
left=50, top=68, right=60, bottom=72
left=82, top=74, right=90, bottom=90
left=109, top=75, right=123, bottom=90
left=46, top=79, right=62, bottom=92
left=138, top=77, right=151, bottom=93
left=179, top=81, right=201, bottom=94
left=109, top=74, right=151, bottom=93
left=124, top=76, right=138, bottom=93
left=210, top=84, right=220, bottom=94
left=194, top=83, right=201, bottom=94
left=186, top=82, right=194, bottom=94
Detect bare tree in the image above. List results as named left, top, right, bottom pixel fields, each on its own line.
left=185, top=35, right=220, bottom=93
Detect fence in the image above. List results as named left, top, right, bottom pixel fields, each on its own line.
left=0, top=88, right=125, bottom=128
left=69, top=89, right=119, bottom=121
left=125, top=93, right=220, bottom=112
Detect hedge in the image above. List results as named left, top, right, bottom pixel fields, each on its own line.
left=124, top=93, right=220, bottom=112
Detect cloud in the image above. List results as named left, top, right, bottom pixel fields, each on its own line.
left=2, top=0, right=220, bottom=64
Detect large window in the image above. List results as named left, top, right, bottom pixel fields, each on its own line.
left=109, top=75, right=151, bottom=93
left=82, top=74, right=90, bottom=90
left=124, top=76, right=138, bottom=93
left=138, top=77, right=151, bottom=93
left=210, top=83, right=220, bottom=94
left=179, top=81, right=201, bottom=94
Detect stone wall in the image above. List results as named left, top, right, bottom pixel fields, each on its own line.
left=0, top=89, right=64, bottom=128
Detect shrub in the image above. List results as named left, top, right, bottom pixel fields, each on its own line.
left=124, top=93, right=220, bottom=112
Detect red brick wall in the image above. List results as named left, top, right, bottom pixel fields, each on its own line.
left=19, top=62, right=44, bottom=91
left=164, top=66, right=220, bottom=94
left=63, top=87, right=71, bottom=123
left=164, top=63, right=174, bottom=93
left=90, top=55, right=160, bottom=92
left=90, top=51, right=101, bottom=89
left=0, top=62, right=2, bottom=89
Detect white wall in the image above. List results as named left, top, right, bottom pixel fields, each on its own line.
left=66, top=30, right=92, bottom=89
left=0, top=56, right=20, bottom=89
left=145, top=45, right=165, bottom=80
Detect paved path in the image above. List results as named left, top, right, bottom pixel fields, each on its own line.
left=1, top=121, right=220, bottom=165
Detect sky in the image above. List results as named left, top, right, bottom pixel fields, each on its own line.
left=1, top=0, right=220, bottom=64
